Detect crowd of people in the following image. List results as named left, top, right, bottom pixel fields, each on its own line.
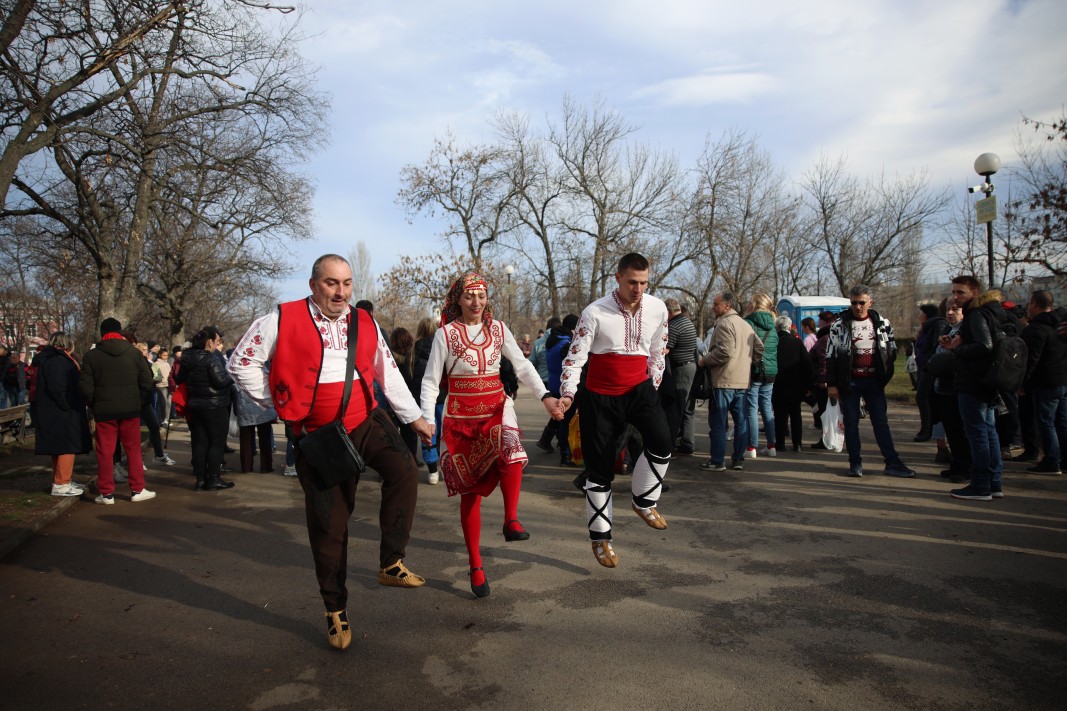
left=15, top=248, right=1067, bottom=651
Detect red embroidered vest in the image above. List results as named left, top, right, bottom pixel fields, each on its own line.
left=269, top=300, right=378, bottom=425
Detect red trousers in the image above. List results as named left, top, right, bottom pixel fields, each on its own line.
left=94, top=418, right=145, bottom=496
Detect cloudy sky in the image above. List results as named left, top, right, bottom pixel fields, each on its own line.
left=277, top=0, right=1067, bottom=299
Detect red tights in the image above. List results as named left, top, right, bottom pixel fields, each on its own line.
left=461, top=463, right=523, bottom=587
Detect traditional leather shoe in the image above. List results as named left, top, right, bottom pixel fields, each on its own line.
left=325, top=610, right=352, bottom=650
left=470, top=567, right=490, bottom=598
left=502, top=520, right=531, bottom=542
left=591, top=540, right=618, bottom=568
left=377, top=560, right=425, bottom=588
left=205, top=478, right=235, bottom=490
left=194, top=479, right=207, bottom=491
left=631, top=502, right=667, bottom=530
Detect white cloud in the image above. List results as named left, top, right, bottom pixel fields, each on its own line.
left=632, top=68, right=778, bottom=106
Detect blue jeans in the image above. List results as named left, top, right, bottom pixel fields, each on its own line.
left=840, top=378, right=901, bottom=469
left=1031, top=385, right=1067, bottom=466
left=709, top=388, right=748, bottom=464
left=421, top=402, right=444, bottom=467
left=745, top=381, right=775, bottom=449
left=957, top=391, right=1003, bottom=492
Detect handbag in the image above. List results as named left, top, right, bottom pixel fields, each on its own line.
left=750, top=358, right=766, bottom=384
left=297, top=312, right=370, bottom=490
left=690, top=366, right=712, bottom=402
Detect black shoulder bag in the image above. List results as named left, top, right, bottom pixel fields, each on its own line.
left=297, top=312, right=370, bottom=490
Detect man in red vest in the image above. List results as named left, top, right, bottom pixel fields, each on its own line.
left=229, top=254, right=434, bottom=651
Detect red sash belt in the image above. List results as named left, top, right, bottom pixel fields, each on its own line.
left=586, top=353, right=648, bottom=395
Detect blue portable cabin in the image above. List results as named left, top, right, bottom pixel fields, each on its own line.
left=775, top=296, right=852, bottom=326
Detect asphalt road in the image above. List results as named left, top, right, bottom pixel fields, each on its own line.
left=1, top=391, right=1065, bottom=710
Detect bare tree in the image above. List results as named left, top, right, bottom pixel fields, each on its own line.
left=0, top=0, right=185, bottom=210
left=397, top=131, right=518, bottom=272
left=3, top=1, right=324, bottom=329
left=799, top=154, right=949, bottom=295
left=547, top=95, right=680, bottom=302
left=493, top=111, right=567, bottom=318
left=1007, top=110, right=1067, bottom=277
left=348, top=241, right=379, bottom=304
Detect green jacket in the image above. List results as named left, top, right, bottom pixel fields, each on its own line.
left=745, top=311, right=779, bottom=378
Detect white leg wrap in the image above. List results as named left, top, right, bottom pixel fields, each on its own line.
left=584, top=481, right=613, bottom=538
left=632, top=450, right=669, bottom=507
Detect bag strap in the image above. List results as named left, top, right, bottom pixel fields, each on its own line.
left=305, top=308, right=373, bottom=427
left=337, top=311, right=358, bottom=419
left=340, top=310, right=376, bottom=421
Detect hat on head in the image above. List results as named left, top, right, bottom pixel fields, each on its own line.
left=100, top=317, right=122, bottom=335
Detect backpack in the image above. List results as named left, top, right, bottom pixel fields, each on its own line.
left=980, top=309, right=1027, bottom=392
left=3, top=364, right=17, bottom=388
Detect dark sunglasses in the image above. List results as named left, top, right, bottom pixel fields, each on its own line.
left=850, top=300, right=869, bottom=306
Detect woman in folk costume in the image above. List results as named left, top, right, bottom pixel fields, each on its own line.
left=420, top=273, right=562, bottom=598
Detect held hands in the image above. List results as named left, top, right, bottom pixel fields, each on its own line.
left=412, top=418, right=435, bottom=446
left=827, top=386, right=839, bottom=401
left=542, top=396, right=565, bottom=421
left=554, top=395, right=574, bottom=419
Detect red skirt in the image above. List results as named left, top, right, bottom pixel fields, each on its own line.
left=440, top=375, right=510, bottom=496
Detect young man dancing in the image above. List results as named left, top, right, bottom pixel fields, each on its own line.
left=558, top=253, right=671, bottom=568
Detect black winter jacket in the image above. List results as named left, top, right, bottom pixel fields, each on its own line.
left=773, top=330, right=815, bottom=401
left=954, top=293, right=1010, bottom=399
left=79, top=338, right=153, bottom=421
left=824, top=310, right=897, bottom=393
left=412, top=336, right=446, bottom=406
left=175, top=348, right=232, bottom=410
left=1022, top=310, right=1067, bottom=389
left=31, top=346, right=92, bottom=455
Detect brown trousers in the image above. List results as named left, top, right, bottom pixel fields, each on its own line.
left=296, top=408, right=420, bottom=612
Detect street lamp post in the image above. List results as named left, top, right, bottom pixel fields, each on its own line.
left=972, top=152, right=1002, bottom=289
left=504, top=264, right=514, bottom=325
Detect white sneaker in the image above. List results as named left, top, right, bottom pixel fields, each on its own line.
left=282, top=464, right=298, bottom=477
left=744, top=448, right=758, bottom=459
left=759, top=446, right=777, bottom=458
left=94, top=494, right=115, bottom=505
left=153, top=453, right=176, bottom=466
left=68, top=480, right=85, bottom=492
left=428, top=471, right=439, bottom=485
left=131, top=489, right=157, bottom=502
left=51, top=483, right=82, bottom=497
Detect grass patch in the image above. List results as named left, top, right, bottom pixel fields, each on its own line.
left=885, top=351, right=917, bottom=403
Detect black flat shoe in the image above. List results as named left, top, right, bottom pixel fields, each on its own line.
left=206, top=479, right=235, bottom=490
left=470, top=567, right=490, bottom=598
left=502, top=520, right=530, bottom=541
left=194, top=480, right=207, bottom=491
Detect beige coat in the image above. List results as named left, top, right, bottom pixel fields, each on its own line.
left=701, top=310, right=763, bottom=389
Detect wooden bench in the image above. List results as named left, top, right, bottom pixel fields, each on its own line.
left=0, top=404, right=30, bottom=446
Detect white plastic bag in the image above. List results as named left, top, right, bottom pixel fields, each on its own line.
left=822, top=399, right=845, bottom=452
left=228, top=412, right=240, bottom=440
